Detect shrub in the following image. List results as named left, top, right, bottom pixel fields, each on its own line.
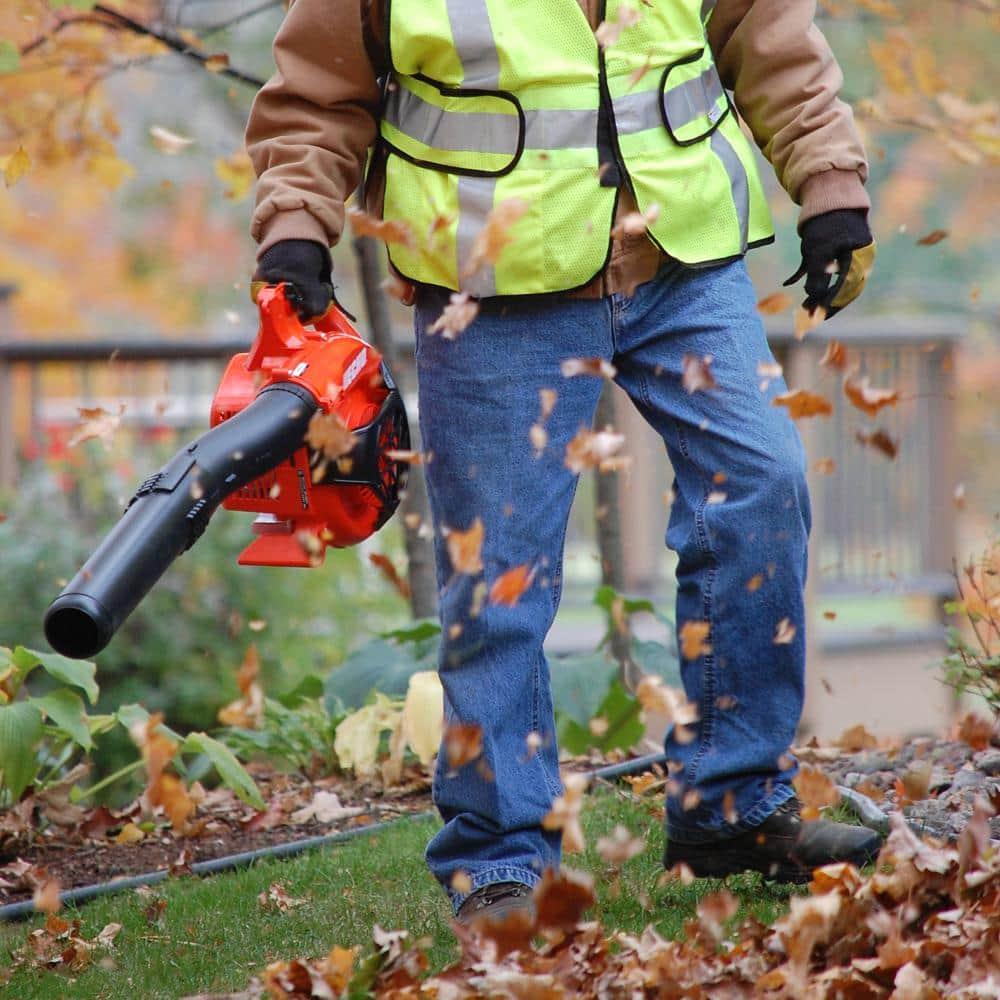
left=0, top=434, right=409, bottom=774
left=941, top=538, right=1000, bottom=719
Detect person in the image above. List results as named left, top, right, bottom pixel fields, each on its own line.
left=246, top=0, right=882, bottom=924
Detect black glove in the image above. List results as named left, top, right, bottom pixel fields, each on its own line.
left=253, top=239, right=334, bottom=321
left=784, top=209, right=876, bottom=318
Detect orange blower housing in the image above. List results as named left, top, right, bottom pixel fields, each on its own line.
left=210, top=284, right=409, bottom=567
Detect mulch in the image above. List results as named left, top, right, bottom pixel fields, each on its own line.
left=2, top=725, right=999, bottom=912
left=0, top=767, right=434, bottom=908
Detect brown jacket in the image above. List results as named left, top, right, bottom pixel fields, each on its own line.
left=246, top=0, right=870, bottom=297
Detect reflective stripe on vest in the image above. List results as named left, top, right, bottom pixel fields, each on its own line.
left=379, top=0, right=773, bottom=295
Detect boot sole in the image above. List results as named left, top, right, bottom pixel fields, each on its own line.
left=665, top=836, right=881, bottom=886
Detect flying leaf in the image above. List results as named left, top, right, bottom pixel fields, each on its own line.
left=347, top=207, right=416, bottom=249
left=443, top=722, right=483, bottom=770
left=596, top=824, right=645, bottom=866
left=794, top=304, right=827, bottom=340
left=820, top=340, right=849, bottom=371
left=462, top=198, right=529, bottom=278
left=916, top=229, right=949, bottom=246
left=792, top=765, right=840, bottom=820
left=773, top=618, right=797, bottom=644
left=856, top=428, right=899, bottom=459
left=594, top=4, right=643, bottom=47
left=428, top=292, right=479, bottom=338
left=679, top=620, right=711, bottom=661
left=610, top=202, right=660, bottom=238
left=843, top=372, right=900, bottom=417
left=489, top=564, right=535, bottom=607
left=203, top=53, right=230, bottom=73
left=68, top=403, right=126, bottom=448
left=564, top=428, right=628, bottom=473
left=446, top=518, right=484, bottom=575
left=3, top=146, right=30, bottom=188
left=217, top=645, right=264, bottom=729
left=681, top=353, right=717, bottom=394
left=215, top=152, right=254, bottom=201
left=773, top=389, right=833, bottom=420
left=149, top=125, right=194, bottom=155
left=368, top=552, right=412, bottom=600
left=542, top=773, right=589, bottom=853
left=560, top=357, right=617, bottom=379
left=757, top=291, right=794, bottom=315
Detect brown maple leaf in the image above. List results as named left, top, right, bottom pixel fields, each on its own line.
left=843, top=372, right=900, bottom=417
left=773, top=388, right=833, bottom=420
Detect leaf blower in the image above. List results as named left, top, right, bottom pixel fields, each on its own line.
left=43, top=285, right=410, bottom=660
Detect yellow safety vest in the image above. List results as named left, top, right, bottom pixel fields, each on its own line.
left=376, top=0, right=774, bottom=296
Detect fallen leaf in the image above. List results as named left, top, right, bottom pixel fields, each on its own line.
left=836, top=724, right=879, bottom=752
left=290, top=791, right=364, bottom=825
left=793, top=766, right=840, bottom=819
left=258, top=882, right=308, bottom=913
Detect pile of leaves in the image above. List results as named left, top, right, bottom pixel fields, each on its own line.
left=189, top=799, right=999, bottom=999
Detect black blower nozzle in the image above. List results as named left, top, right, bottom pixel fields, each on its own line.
left=44, top=383, right=318, bottom=659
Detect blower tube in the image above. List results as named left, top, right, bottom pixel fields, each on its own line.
left=44, top=383, right=319, bottom=660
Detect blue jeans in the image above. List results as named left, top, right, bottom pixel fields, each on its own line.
left=413, top=259, right=810, bottom=910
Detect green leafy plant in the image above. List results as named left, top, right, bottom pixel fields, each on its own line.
left=0, top=436, right=408, bottom=781
left=941, top=539, right=1000, bottom=719
left=0, top=645, right=112, bottom=806
left=220, top=690, right=346, bottom=779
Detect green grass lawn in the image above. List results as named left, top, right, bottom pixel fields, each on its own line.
left=0, top=788, right=800, bottom=999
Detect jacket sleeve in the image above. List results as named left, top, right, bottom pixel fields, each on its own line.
left=246, top=0, right=385, bottom=257
left=708, top=0, right=871, bottom=227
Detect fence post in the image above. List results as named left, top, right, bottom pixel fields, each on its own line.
left=0, top=284, right=17, bottom=492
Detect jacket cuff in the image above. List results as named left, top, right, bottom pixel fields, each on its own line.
left=797, top=170, right=871, bottom=230
left=254, top=208, right=332, bottom=261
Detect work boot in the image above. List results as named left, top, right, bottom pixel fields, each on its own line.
left=455, top=881, right=535, bottom=926
left=664, top=798, right=883, bottom=884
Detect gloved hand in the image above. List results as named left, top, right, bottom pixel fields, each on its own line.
left=252, top=239, right=334, bottom=321
left=783, top=209, right=876, bottom=318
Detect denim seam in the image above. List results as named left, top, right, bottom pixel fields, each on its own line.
left=684, top=487, right=718, bottom=790
left=448, top=865, right=543, bottom=914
